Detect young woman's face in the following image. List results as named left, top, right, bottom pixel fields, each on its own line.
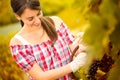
left=18, top=8, right=42, bottom=27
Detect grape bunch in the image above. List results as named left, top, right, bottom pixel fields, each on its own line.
left=87, top=55, right=114, bottom=80
left=87, top=60, right=101, bottom=80
left=100, top=54, right=114, bottom=73
left=86, top=42, right=114, bottom=80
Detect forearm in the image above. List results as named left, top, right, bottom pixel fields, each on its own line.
left=28, top=63, right=72, bottom=80
left=43, top=63, right=72, bottom=80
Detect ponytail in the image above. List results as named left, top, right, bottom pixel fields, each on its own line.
left=41, top=16, right=58, bottom=46
left=20, top=16, right=58, bottom=45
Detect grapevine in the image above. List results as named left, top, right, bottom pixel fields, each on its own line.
left=87, top=60, right=101, bottom=80
left=73, top=33, right=115, bottom=80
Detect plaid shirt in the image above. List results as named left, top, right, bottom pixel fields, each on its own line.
left=10, top=22, right=74, bottom=80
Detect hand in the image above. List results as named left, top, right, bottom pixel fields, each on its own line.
left=71, top=44, right=86, bottom=60
left=72, top=32, right=86, bottom=57
left=70, top=52, right=86, bottom=72
left=74, top=44, right=86, bottom=57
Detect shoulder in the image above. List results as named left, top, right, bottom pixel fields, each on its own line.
left=49, top=16, right=64, bottom=29
left=9, top=35, right=22, bottom=46
left=50, top=16, right=63, bottom=21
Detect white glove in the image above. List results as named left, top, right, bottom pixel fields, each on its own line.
left=72, top=32, right=84, bottom=45
left=69, top=52, right=86, bottom=72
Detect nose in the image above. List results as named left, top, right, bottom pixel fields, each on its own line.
left=34, top=16, right=40, bottom=25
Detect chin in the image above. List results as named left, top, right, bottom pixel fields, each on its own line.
left=34, top=25, right=41, bottom=28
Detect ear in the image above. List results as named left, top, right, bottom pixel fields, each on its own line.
left=14, top=13, right=21, bottom=20
left=40, top=11, right=43, bottom=16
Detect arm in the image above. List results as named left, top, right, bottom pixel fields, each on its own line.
left=10, top=37, right=72, bottom=80
left=28, top=52, right=86, bottom=80
left=69, top=32, right=86, bottom=57
left=28, top=63, right=72, bottom=80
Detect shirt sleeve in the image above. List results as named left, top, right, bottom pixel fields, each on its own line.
left=60, top=22, right=75, bottom=45
left=10, top=45, right=36, bottom=72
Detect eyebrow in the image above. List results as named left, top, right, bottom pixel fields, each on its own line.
left=27, top=16, right=33, bottom=20
left=26, top=10, right=40, bottom=19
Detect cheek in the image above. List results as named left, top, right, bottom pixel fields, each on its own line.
left=25, top=21, right=34, bottom=26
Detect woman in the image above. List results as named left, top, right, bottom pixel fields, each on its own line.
left=10, top=0, right=86, bottom=80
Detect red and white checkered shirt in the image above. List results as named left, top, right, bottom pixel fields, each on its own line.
left=10, top=22, right=74, bottom=80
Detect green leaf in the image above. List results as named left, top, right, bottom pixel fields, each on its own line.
left=110, top=23, right=120, bottom=60
left=100, top=0, right=117, bottom=17
left=107, top=58, right=120, bottom=80
left=83, top=14, right=109, bottom=59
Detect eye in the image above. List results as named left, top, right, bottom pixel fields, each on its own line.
left=28, top=17, right=33, bottom=21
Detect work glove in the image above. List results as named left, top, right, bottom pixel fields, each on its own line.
left=69, top=52, right=86, bottom=72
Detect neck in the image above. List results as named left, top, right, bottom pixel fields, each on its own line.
left=19, top=25, right=45, bottom=43
left=19, top=25, right=44, bottom=36
left=23, top=25, right=42, bottom=32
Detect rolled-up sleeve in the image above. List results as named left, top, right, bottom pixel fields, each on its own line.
left=60, top=23, right=75, bottom=45
left=10, top=45, right=36, bottom=72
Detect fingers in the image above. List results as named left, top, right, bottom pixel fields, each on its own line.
left=70, top=45, right=79, bottom=61
left=73, top=44, right=86, bottom=57
left=78, top=44, right=86, bottom=52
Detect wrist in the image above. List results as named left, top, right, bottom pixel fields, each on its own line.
left=69, top=52, right=87, bottom=72
left=69, top=61, right=79, bottom=72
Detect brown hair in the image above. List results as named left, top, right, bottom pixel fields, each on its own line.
left=10, top=0, right=58, bottom=45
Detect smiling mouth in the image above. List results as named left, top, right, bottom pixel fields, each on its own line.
left=34, top=23, right=41, bottom=27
